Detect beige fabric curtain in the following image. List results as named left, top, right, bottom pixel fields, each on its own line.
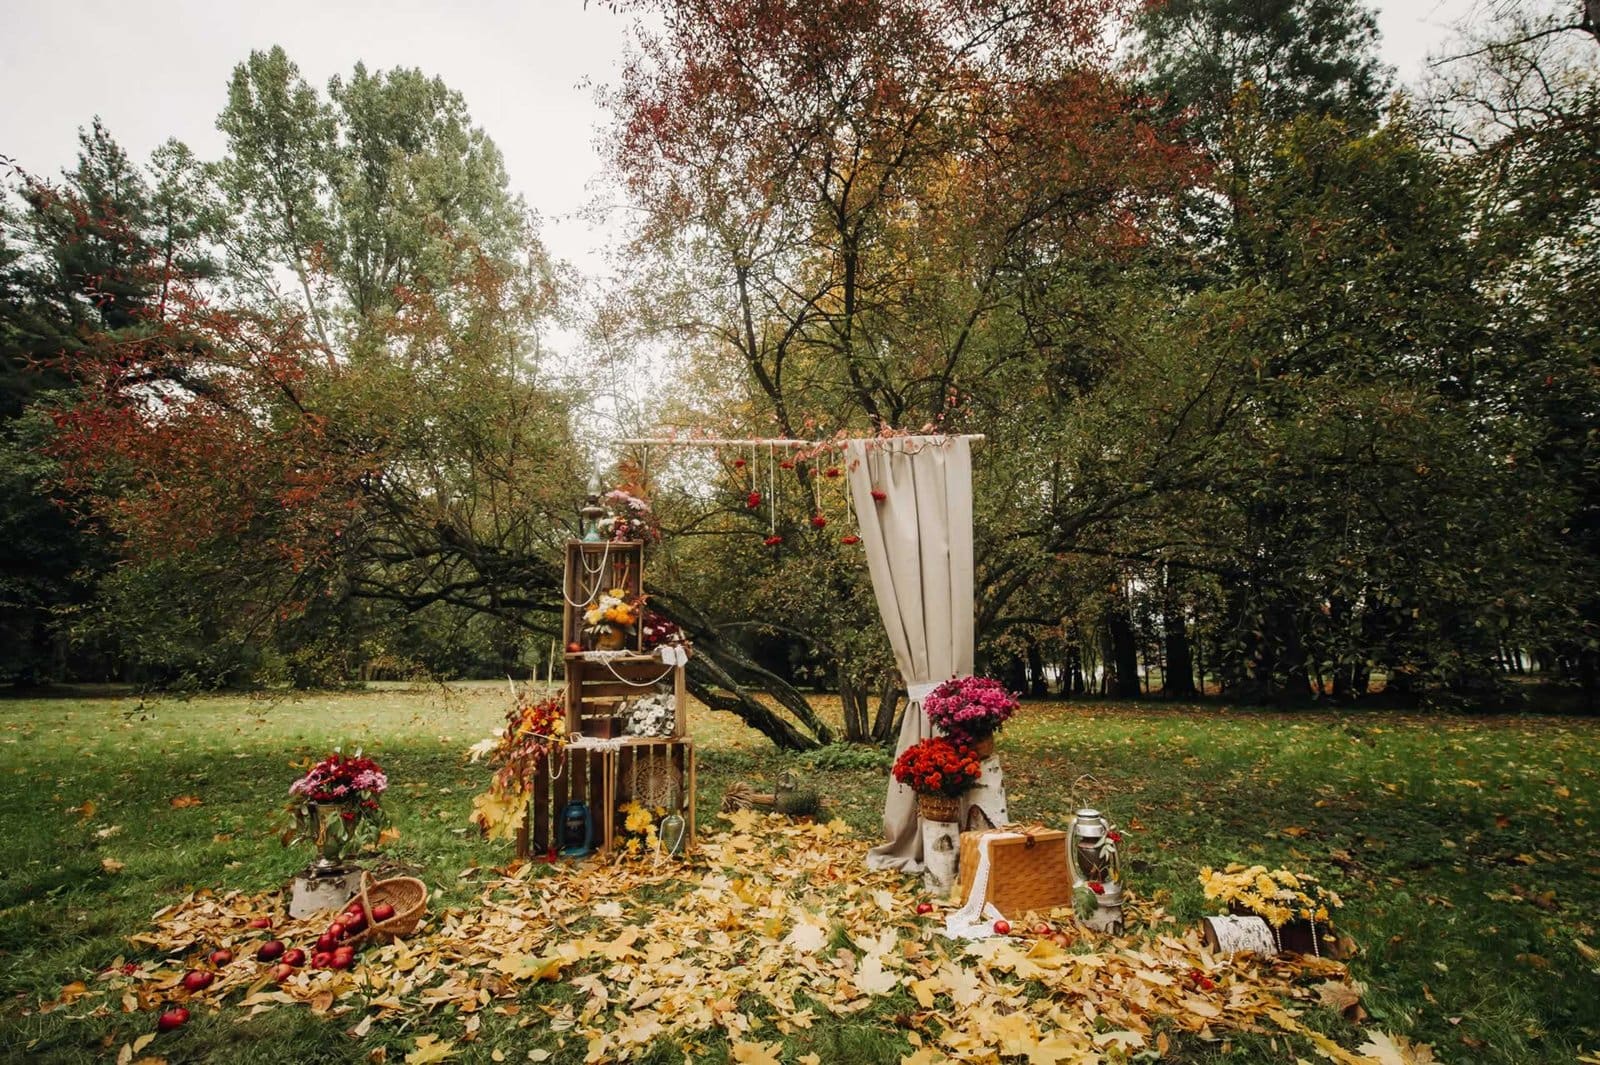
left=845, top=436, right=975, bottom=873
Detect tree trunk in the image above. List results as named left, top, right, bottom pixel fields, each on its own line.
left=1066, top=645, right=1084, bottom=695
left=1162, top=579, right=1198, bottom=698
left=1108, top=609, right=1141, bottom=699
left=838, top=665, right=867, bottom=742
left=1026, top=640, right=1049, bottom=697
left=872, top=671, right=903, bottom=744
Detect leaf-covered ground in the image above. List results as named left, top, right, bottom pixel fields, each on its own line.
left=1, top=684, right=1598, bottom=1063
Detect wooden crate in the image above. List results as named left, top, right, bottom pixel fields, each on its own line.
left=516, top=738, right=696, bottom=858
left=564, top=653, right=685, bottom=740
left=563, top=541, right=644, bottom=653
left=957, top=826, right=1072, bottom=918
left=514, top=745, right=611, bottom=858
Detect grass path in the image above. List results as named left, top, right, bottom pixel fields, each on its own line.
left=1, top=685, right=1597, bottom=1062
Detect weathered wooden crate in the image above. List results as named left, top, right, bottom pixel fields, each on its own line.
left=515, top=738, right=696, bottom=858
left=514, top=745, right=611, bottom=858
left=564, top=653, right=686, bottom=740
left=563, top=541, right=644, bottom=653
left=957, top=826, right=1072, bottom=917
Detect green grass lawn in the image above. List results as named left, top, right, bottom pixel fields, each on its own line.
left=1, top=684, right=1597, bottom=1063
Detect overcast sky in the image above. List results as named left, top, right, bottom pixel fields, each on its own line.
left=1, top=0, right=1479, bottom=278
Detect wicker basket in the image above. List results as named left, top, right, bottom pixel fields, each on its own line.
left=918, top=794, right=961, bottom=823
left=957, top=825, right=1072, bottom=917
left=347, top=872, right=427, bottom=945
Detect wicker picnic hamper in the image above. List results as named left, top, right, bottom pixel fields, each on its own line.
left=347, top=872, right=427, bottom=945
left=957, top=825, right=1072, bottom=917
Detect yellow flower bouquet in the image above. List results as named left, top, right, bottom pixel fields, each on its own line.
left=1199, top=863, right=1343, bottom=928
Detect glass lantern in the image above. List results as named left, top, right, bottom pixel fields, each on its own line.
left=1067, top=808, right=1122, bottom=901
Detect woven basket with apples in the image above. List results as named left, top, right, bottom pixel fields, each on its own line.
left=344, top=872, right=427, bottom=946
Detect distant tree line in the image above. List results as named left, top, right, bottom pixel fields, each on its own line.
left=2, top=2, right=1595, bottom=739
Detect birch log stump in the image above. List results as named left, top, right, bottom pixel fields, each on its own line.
left=960, top=756, right=1009, bottom=830
left=921, top=818, right=960, bottom=893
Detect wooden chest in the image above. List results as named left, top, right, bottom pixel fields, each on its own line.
left=957, top=826, right=1073, bottom=918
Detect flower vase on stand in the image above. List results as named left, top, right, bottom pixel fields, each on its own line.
left=290, top=802, right=364, bottom=917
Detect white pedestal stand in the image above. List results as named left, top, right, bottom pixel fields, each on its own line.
left=921, top=820, right=960, bottom=894
left=959, top=755, right=1009, bottom=830
left=289, top=867, right=361, bottom=919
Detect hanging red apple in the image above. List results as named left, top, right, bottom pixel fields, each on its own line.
left=733, top=457, right=746, bottom=468
left=839, top=534, right=860, bottom=545
left=746, top=490, right=761, bottom=508
left=810, top=513, right=827, bottom=528
left=778, top=460, right=795, bottom=470
left=156, top=1006, right=190, bottom=1032
left=763, top=535, right=782, bottom=546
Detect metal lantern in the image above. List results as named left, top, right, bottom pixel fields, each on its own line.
left=559, top=799, right=593, bottom=857
left=1067, top=808, right=1121, bottom=898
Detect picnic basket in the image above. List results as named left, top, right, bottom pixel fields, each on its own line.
left=957, top=824, right=1072, bottom=917
left=346, top=872, right=427, bottom=945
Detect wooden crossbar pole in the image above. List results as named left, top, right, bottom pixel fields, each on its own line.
left=612, top=434, right=986, bottom=447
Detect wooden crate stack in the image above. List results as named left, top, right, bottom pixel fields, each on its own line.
left=516, top=539, right=695, bottom=858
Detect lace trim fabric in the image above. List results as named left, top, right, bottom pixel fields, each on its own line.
left=942, top=830, right=1017, bottom=939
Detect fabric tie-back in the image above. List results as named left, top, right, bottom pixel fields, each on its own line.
left=845, top=436, right=975, bottom=873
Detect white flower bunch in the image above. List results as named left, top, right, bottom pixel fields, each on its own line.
left=623, top=691, right=676, bottom=737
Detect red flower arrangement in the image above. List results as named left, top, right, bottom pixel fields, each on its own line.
left=892, top=737, right=982, bottom=798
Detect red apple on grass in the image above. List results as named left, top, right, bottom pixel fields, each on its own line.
left=282, top=948, right=306, bottom=967
left=157, top=1006, right=189, bottom=1032
left=371, top=902, right=396, bottom=922
left=914, top=902, right=934, bottom=915
left=255, top=940, right=284, bottom=962
left=181, top=970, right=213, bottom=992
left=208, top=948, right=233, bottom=966
left=247, top=917, right=272, bottom=929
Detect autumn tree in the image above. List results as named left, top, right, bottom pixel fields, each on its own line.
left=600, top=0, right=1197, bottom=730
